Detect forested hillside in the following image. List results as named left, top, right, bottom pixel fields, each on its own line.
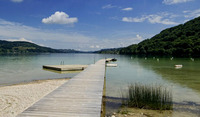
left=0, top=40, right=62, bottom=54
left=97, top=16, right=200, bottom=57
left=119, top=16, right=200, bottom=57
left=95, top=48, right=121, bottom=54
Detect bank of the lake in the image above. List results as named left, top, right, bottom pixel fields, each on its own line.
left=0, top=78, right=69, bottom=117
left=0, top=53, right=200, bottom=116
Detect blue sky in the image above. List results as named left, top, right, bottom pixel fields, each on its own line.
left=0, top=0, right=200, bottom=51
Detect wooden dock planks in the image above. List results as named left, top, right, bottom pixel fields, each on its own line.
left=17, top=59, right=106, bottom=117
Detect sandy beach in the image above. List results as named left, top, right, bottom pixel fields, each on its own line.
left=0, top=78, right=69, bottom=117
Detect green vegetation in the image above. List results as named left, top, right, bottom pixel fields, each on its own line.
left=98, top=16, right=200, bottom=57
left=0, top=40, right=80, bottom=54
left=95, top=48, right=121, bottom=54
left=0, top=40, right=60, bottom=54
left=121, top=83, right=173, bottom=110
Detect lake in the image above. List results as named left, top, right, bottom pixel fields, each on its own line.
left=0, top=53, right=200, bottom=116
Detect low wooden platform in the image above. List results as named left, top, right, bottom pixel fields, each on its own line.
left=43, top=65, right=88, bottom=71
left=17, top=59, right=106, bottom=117
left=106, top=63, right=117, bottom=67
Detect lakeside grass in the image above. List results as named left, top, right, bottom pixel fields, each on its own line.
left=121, top=83, right=173, bottom=110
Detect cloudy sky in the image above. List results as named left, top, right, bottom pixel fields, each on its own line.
left=0, top=0, right=199, bottom=51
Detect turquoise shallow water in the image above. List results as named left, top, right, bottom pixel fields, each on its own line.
left=0, top=53, right=200, bottom=116
left=105, top=55, right=200, bottom=116
left=0, top=53, right=108, bottom=85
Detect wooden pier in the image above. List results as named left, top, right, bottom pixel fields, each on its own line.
left=17, top=59, right=106, bottom=117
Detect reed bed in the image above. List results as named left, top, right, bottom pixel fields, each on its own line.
left=121, top=83, right=173, bottom=110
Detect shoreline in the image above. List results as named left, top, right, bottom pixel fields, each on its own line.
left=1, top=78, right=199, bottom=117
left=103, top=96, right=200, bottom=117
left=0, top=77, right=71, bottom=87
left=0, top=78, right=69, bottom=117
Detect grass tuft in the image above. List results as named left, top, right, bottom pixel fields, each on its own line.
left=121, top=83, right=173, bottom=110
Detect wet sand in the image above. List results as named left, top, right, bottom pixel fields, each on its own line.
left=0, top=78, right=69, bottom=117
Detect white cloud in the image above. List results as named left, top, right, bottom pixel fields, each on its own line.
left=136, top=34, right=143, bottom=40
left=42, top=11, right=78, bottom=24
left=0, top=19, right=148, bottom=51
left=7, top=38, right=33, bottom=43
left=96, top=33, right=146, bottom=49
left=90, top=45, right=101, bottom=49
left=183, top=9, right=200, bottom=18
left=11, top=0, right=23, bottom=3
left=122, top=17, right=131, bottom=22
left=96, top=45, right=100, bottom=48
left=90, top=45, right=95, bottom=48
left=162, top=0, right=193, bottom=5
left=122, top=17, right=145, bottom=22
left=102, top=4, right=117, bottom=9
left=148, top=15, right=178, bottom=25
left=122, top=13, right=179, bottom=25
left=0, top=19, right=93, bottom=50
left=0, top=19, right=17, bottom=25
left=87, top=34, right=145, bottom=50
left=122, top=7, right=133, bottom=11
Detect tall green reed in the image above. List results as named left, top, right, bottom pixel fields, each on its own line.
left=121, top=83, right=172, bottom=110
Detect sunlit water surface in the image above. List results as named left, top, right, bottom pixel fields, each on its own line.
left=0, top=54, right=200, bottom=116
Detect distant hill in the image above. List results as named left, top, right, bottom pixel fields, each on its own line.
left=99, top=16, right=200, bottom=57
left=0, top=40, right=79, bottom=54
left=120, top=16, right=200, bottom=57
left=94, top=48, right=121, bottom=54
left=58, top=49, right=85, bottom=53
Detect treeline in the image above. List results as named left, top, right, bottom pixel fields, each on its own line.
left=94, top=48, right=121, bottom=54
left=120, top=16, right=200, bottom=57
left=0, top=40, right=75, bottom=54
left=99, top=16, right=200, bottom=57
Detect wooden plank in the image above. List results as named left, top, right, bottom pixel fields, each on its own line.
left=17, top=59, right=105, bottom=117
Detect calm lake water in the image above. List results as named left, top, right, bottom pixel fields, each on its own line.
left=0, top=53, right=200, bottom=116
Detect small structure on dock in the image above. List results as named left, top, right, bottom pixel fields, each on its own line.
left=43, top=65, right=88, bottom=71
left=106, top=58, right=117, bottom=67
left=106, top=64, right=117, bottom=67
